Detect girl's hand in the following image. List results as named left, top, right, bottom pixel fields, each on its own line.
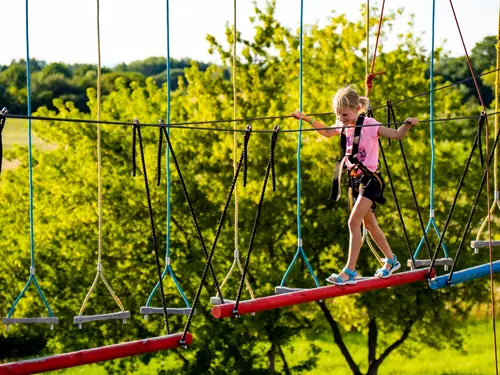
left=404, top=118, right=419, bottom=127
left=291, top=110, right=307, bottom=121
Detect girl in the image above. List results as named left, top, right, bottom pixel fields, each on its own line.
left=292, top=86, right=418, bottom=285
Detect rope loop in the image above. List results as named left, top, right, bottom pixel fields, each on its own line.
left=271, top=125, right=279, bottom=191
left=233, top=124, right=279, bottom=314
left=132, top=118, right=139, bottom=177
left=242, top=125, right=252, bottom=186
left=156, top=121, right=164, bottom=186
left=134, top=117, right=170, bottom=335
left=477, top=111, right=487, bottom=168
left=242, top=124, right=252, bottom=187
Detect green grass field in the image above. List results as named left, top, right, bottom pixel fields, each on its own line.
left=3, top=118, right=46, bottom=149
left=43, top=319, right=498, bottom=375
left=2, top=118, right=49, bottom=170
left=285, top=320, right=499, bottom=375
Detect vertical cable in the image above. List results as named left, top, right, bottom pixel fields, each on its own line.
left=414, top=0, right=451, bottom=263
left=365, top=0, right=370, bottom=97
left=233, top=0, right=239, bottom=252
left=297, top=0, right=304, bottom=241
left=165, top=0, right=172, bottom=261
left=96, top=0, right=103, bottom=268
left=26, top=0, right=35, bottom=271
left=490, top=3, right=500, bottom=372
left=430, top=0, right=436, bottom=214
left=448, top=2, right=497, bottom=370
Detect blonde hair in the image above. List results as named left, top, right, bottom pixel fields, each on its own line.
left=332, top=86, right=369, bottom=113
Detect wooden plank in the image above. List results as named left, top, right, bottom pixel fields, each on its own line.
left=407, top=258, right=454, bottom=268
left=140, top=307, right=193, bottom=316
left=2, top=317, right=59, bottom=325
left=470, top=240, right=500, bottom=249
left=209, top=297, right=236, bottom=305
left=274, top=287, right=307, bottom=295
left=73, top=311, right=130, bottom=325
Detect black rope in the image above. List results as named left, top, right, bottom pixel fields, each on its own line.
left=132, top=119, right=170, bottom=335
left=447, top=124, right=500, bottom=283
left=0, top=108, right=7, bottom=177
left=387, top=101, right=433, bottom=262
left=429, top=112, right=486, bottom=272
left=233, top=126, right=279, bottom=316
left=478, top=111, right=485, bottom=168
left=5, top=112, right=500, bottom=135
left=271, top=131, right=277, bottom=192
left=157, top=119, right=225, bottom=307
left=156, top=126, right=163, bottom=186
left=132, top=122, right=138, bottom=177
left=378, top=137, right=415, bottom=264
left=243, top=128, right=250, bottom=187
left=181, top=125, right=252, bottom=344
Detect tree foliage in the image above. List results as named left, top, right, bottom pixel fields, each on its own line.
left=0, top=2, right=497, bottom=374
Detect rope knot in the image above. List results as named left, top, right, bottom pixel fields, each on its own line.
left=365, top=72, right=386, bottom=94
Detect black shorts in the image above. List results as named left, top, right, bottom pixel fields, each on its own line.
left=348, top=172, right=385, bottom=210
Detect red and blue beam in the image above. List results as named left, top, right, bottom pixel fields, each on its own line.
left=0, top=333, right=192, bottom=375
left=212, top=269, right=432, bottom=319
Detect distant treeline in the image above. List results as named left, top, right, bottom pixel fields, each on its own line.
left=0, top=35, right=497, bottom=115
left=0, top=56, right=210, bottom=114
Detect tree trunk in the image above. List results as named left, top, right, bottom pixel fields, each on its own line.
left=366, top=362, right=380, bottom=375
left=365, top=320, right=414, bottom=375
left=368, top=318, right=377, bottom=367
left=268, top=341, right=277, bottom=372
left=317, top=301, right=362, bottom=375
left=278, top=344, right=292, bottom=375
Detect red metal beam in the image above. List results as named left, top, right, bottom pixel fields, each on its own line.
left=212, top=269, right=433, bottom=318
left=0, top=332, right=192, bottom=375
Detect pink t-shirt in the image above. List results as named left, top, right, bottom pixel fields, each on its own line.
left=332, top=116, right=380, bottom=172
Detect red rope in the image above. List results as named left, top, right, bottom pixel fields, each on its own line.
left=448, top=0, right=487, bottom=111
left=448, top=1, right=497, bottom=373
left=366, top=0, right=386, bottom=96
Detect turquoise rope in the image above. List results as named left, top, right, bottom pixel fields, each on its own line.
left=280, top=0, right=320, bottom=288
left=7, top=0, right=54, bottom=319
left=414, top=0, right=450, bottom=260
left=166, top=0, right=171, bottom=261
left=145, top=0, right=190, bottom=309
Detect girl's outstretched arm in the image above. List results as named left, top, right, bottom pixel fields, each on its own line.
left=378, top=118, right=419, bottom=140
left=291, top=110, right=340, bottom=137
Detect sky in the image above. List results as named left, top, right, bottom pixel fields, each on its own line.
left=2, top=1, right=499, bottom=67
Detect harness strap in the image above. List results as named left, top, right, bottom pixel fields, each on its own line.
left=329, top=115, right=365, bottom=201
left=329, top=115, right=386, bottom=205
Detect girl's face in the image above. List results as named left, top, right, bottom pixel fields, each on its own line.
left=335, top=106, right=359, bottom=126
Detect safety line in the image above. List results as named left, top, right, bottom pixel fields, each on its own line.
left=6, top=113, right=497, bottom=137
left=5, top=0, right=56, bottom=323
left=448, top=1, right=497, bottom=372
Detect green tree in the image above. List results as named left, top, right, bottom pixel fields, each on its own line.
left=0, top=2, right=494, bottom=375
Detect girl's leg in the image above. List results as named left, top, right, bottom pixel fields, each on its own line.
left=363, top=211, right=394, bottom=272
left=336, top=196, right=373, bottom=282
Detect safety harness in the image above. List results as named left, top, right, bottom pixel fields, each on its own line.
left=328, top=115, right=386, bottom=206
